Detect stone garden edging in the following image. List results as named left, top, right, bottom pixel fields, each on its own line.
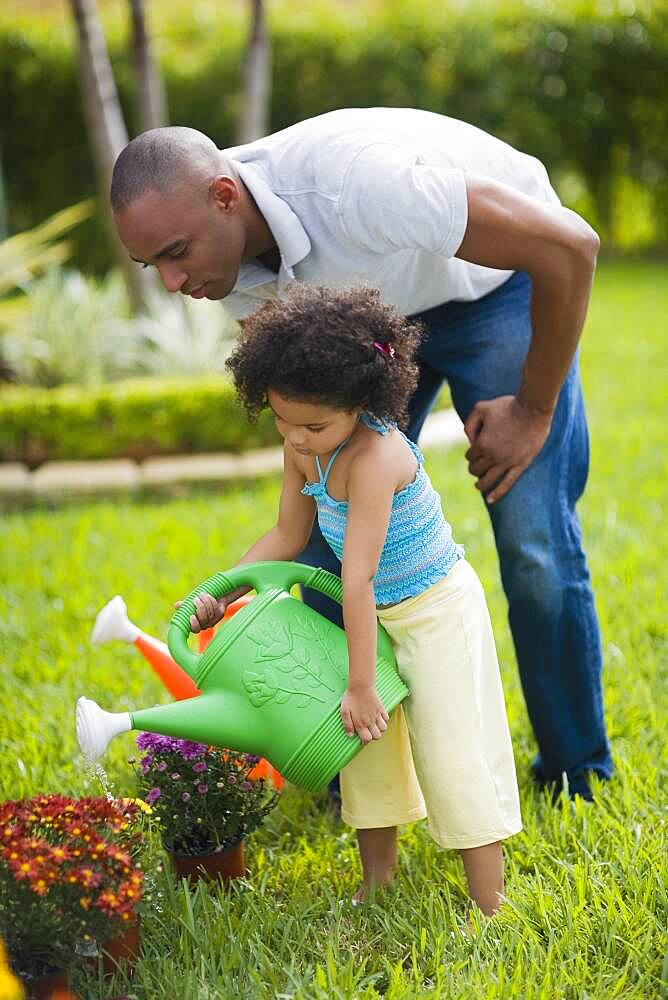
left=0, top=409, right=465, bottom=501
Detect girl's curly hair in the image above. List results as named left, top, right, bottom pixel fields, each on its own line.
left=226, top=285, right=424, bottom=428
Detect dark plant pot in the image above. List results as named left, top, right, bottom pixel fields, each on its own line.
left=168, top=839, right=246, bottom=883
left=82, top=916, right=140, bottom=979
left=23, top=966, right=69, bottom=1000
left=99, top=917, right=141, bottom=975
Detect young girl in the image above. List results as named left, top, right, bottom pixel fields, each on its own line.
left=187, top=285, right=522, bottom=917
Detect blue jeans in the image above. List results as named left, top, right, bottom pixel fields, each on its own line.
left=299, top=271, right=612, bottom=798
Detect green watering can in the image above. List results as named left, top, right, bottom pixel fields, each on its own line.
left=77, top=561, right=409, bottom=792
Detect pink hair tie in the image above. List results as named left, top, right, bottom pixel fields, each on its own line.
left=373, top=340, right=395, bottom=359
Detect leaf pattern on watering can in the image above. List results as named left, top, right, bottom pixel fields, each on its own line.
left=242, top=619, right=338, bottom=709
left=243, top=667, right=277, bottom=707
left=246, top=622, right=294, bottom=661
left=290, top=613, right=347, bottom=680
left=243, top=663, right=329, bottom=708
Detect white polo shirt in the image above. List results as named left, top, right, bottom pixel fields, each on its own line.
left=223, top=107, right=560, bottom=320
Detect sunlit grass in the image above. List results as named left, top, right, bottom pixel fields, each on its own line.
left=1, top=259, right=666, bottom=997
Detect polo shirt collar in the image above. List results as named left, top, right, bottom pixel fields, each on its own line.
left=232, top=160, right=311, bottom=291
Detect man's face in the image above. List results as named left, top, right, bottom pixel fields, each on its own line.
left=113, top=183, right=247, bottom=300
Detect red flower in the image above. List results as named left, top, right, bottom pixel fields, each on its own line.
left=11, top=859, right=37, bottom=881
left=49, top=845, right=70, bottom=864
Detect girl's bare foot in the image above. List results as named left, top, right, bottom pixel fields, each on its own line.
left=355, top=826, right=397, bottom=905
left=351, top=878, right=392, bottom=905
left=352, top=886, right=365, bottom=906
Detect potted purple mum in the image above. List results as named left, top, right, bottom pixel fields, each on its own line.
left=132, top=734, right=280, bottom=882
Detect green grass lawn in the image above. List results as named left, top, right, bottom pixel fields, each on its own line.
left=1, top=259, right=666, bottom=998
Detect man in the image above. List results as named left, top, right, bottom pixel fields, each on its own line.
left=111, top=108, right=611, bottom=800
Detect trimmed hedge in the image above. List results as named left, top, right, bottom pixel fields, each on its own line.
left=0, top=375, right=451, bottom=466
left=0, top=377, right=279, bottom=467
left=1, top=1, right=667, bottom=272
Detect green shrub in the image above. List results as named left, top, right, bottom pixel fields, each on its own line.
left=0, top=262, right=241, bottom=388
left=0, top=374, right=450, bottom=465
left=1, top=269, right=132, bottom=387
left=0, top=376, right=279, bottom=466
left=1, top=1, right=666, bottom=270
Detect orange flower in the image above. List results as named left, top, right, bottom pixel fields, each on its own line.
left=14, top=860, right=37, bottom=880
left=1, top=793, right=144, bottom=961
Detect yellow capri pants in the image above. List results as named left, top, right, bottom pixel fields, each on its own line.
left=340, top=559, right=522, bottom=849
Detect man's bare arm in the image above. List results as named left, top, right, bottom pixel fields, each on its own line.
left=455, top=174, right=599, bottom=502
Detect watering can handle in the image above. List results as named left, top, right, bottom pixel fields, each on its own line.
left=167, top=561, right=343, bottom=678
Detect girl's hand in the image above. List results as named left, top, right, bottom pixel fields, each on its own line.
left=340, top=686, right=390, bottom=746
left=174, top=586, right=250, bottom=633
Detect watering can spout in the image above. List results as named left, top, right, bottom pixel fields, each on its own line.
left=130, top=690, right=265, bottom=759
left=76, top=692, right=266, bottom=764
left=76, top=697, right=132, bottom=760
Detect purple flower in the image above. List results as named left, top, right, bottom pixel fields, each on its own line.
left=181, top=791, right=191, bottom=802
left=176, top=741, right=208, bottom=760
left=171, top=773, right=181, bottom=781
left=197, top=783, right=208, bottom=795
left=240, top=781, right=252, bottom=791
left=157, top=761, right=167, bottom=772
left=146, top=787, right=161, bottom=804
left=227, top=775, right=237, bottom=785
left=136, top=732, right=172, bottom=752
left=192, top=761, right=207, bottom=773
left=135, top=732, right=207, bottom=758
left=245, top=755, right=261, bottom=766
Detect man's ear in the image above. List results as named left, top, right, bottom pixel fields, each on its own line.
left=210, top=175, right=239, bottom=213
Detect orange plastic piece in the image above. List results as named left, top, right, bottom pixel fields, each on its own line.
left=197, top=628, right=216, bottom=653
left=136, top=592, right=283, bottom=789
left=223, top=593, right=254, bottom=619
left=247, top=757, right=285, bottom=790
left=134, top=633, right=200, bottom=700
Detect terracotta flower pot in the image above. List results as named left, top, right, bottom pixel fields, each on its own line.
left=81, top=916, right=140, bottom=979
left=23, top=967, right=69, bottom=1000
left=168, top=839, right=246, bottom=883
left=99, top=917, right=141, bottom=975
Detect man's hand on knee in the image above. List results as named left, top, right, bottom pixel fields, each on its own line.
left=464, top=395, right=552, bottom=503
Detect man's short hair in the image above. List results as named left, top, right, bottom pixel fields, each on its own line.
left=110, top=126, right=232, bottom=212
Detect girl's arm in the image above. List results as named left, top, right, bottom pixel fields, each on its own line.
left=181, top=444, right=315, bottom=631
left=237, top=442, right=315, bottom=564
left=339, top=453, right=396, bottom=744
